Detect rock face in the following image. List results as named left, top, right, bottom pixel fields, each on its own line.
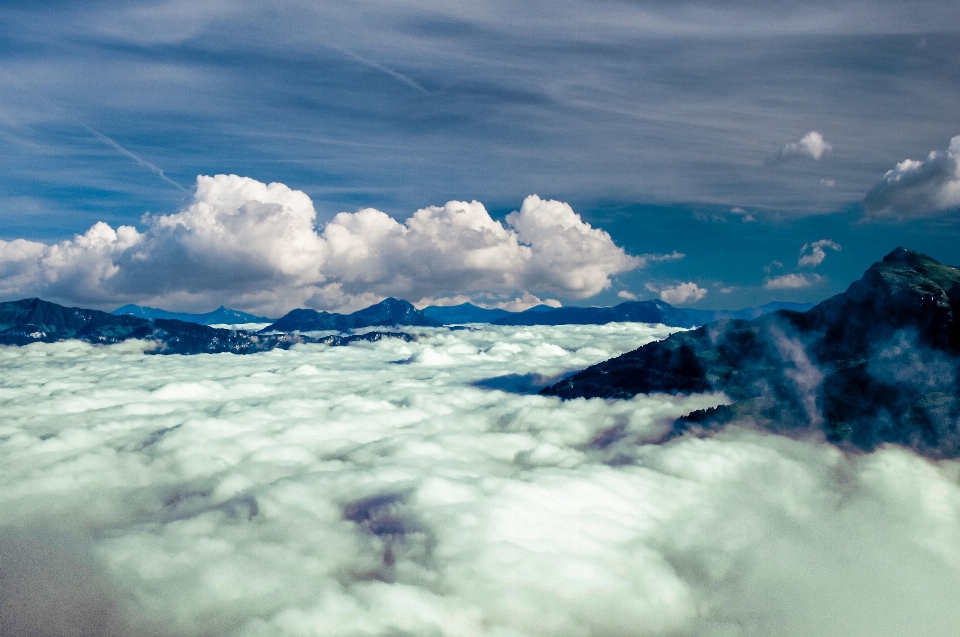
left=263, top=298, right=441, bottom=332
left=0, top=298, right=413, bottom=354
left=542, top=248, right=960, bottom=458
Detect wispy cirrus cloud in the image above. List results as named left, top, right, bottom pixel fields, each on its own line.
left=2, top=0, right=959, bottom=230
left=798, top=239, right=841, bottom=267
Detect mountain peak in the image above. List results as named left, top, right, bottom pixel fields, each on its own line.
left=263, top=298, right=441, bottom=332
left=882, top=246, right=922, bottom=264
left=542, top=247, right=960, bottom=458
left=850, top=247, right=960, bottom=306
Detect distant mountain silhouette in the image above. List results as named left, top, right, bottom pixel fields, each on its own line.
left=421, top=303, right=511, bottom=324
left=680, top=301, right=814, bottom=324
left=0, top=298, right=412, bottom=354
left=263, top=298, right=441, bottom=332
left=112, top=304, right=273, bottom=325
left=421, top=300, right=812, bottom=327
left=491, top=299, right=699, bottom=327
left=542, top=248, right=960, bottom=458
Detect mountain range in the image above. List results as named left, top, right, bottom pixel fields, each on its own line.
left=422, top=300, right=811, bottom=327
left=262, top=297, right=442, bottom=332
left=0, top=298, right=412, bottom=354
left=114, top=298, right=813, bottom=330
left=542, top=247, right=960, bottom=459
left=112, top=304, right=274, bottom=325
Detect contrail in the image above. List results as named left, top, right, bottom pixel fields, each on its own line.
left=77, top=122, right=188, bottom=192
left=0, top=68, right=188, bottom=192
left=329, top=45, right=429, bottom=94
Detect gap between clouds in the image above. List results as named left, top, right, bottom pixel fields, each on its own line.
left=0, top=175, right=656, bottom=315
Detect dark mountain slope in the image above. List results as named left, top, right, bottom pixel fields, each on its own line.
left=681, top=301, right=814, bottom=324
left=542, top=248, right=960, bottom=458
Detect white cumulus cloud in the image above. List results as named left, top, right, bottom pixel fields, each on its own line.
left=863, top=135, right=960, bottom=217
left=777, top=130, right=833, bottom=161
left=798, top=239, right=841, bottom=267
left=764, top=273, right=821, bottom=289
left=659, top=282, right=707, bottom=305
left=0, top=175, right=642, bottom=314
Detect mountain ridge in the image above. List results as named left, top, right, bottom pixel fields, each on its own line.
left=262, top=298, right=442, bottom=332
left=420, top=300, right=812, bottom=327
left=0, top=298, right=413, bottom=354
left=541, top=247, right=960, bottom=458
left=112, top=304, right=274, bottom=325
left=109, top=298, right=814, bottom=329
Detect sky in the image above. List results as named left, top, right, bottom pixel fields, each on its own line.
left=2, top=1, right=960, bottom=313
left=5, top=325, right=960, bottom=637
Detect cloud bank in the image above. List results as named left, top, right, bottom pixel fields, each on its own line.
left=0, top=175, right=643, bottom=314
left=863, top=135, right=960, bottom=217
left=3, top=324, right=960, bottom=637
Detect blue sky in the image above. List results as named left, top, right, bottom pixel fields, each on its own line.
left=1, top=1, right=959, bottom=312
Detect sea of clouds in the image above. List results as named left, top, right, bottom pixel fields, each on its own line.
left=3, top=323, right=960, bottom=637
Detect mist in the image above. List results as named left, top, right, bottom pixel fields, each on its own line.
left=2, top=323, right=960, bottom=636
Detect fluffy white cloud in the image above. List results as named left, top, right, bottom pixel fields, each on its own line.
left=3, top=325, right=960, bottom=637
left=0, top=176, right=642, bottom=314
left=638, top=250, right=685, bottom=265
left=798, top=239, right=841, bottom=267
left=764, top=273, right=821, bottom=289
left=863, top=135, right=960, bottom=217
left=659, top=282, right=707, bottom=305
left=778, top=130, right=833, bottom=160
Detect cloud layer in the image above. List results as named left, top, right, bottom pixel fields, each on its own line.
left=863, top=135, right=960, bottom=217
left=0, top=175, right=642, bottom=314
left=3, top=324, right=960, bottom=637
